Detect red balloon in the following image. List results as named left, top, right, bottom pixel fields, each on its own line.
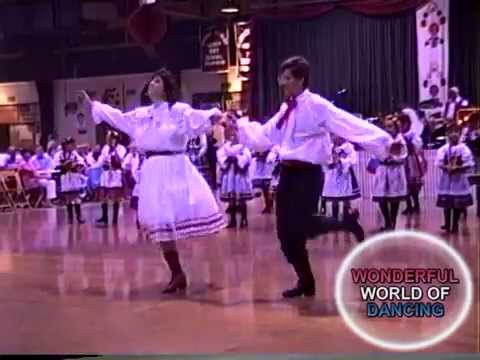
left=128, top=5, right=168, bottom=45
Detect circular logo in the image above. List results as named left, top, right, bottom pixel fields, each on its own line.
left=335, top=230, right=473, bottom=352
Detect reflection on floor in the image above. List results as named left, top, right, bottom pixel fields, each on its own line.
left=0, top=199, right=478, bottom=354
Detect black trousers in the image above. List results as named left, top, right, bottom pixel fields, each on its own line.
left=276, top=163, right=346, bottom=265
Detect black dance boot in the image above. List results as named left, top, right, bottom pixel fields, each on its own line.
left=96, top=203, right=109, bottom=226
left=226, top=203, right=237, bottom=228
left=162, top=251, right=187, bottom=294
left=441, top=209, right=452, bottom=232
left=261, top=189, right=273, bottom=214
left=66, top=204, right=74, bottom=225
left=112, top=202, right=120, bottom=225
left=402, top=196, right=413, bottom=215
left=282, top=256, right=316, bottom=298
left=239, top=202, right=248, bottom=228
left=74, top=204, right=85, bottom=224
left=343, top=209, right=365, bottom=242
left=451, top=209, right=462, bottom=234
left=320, top=199, right=327, bottom=215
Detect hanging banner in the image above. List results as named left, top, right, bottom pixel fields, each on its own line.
left=416, top=0, right=449, bottom=105
left=234, top=21, right=252, bottom=82
left=200, top=24, right=230, bottom=73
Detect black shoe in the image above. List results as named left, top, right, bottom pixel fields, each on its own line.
left=402, top=208, right=413, bottom=216
left=441, top=224, right=450, bottom=232
left=344, top=209, right=365, bottom=242
left=74, top=204, right=85, bottom=224
left=282, top=283, right=315, bottom=298
left=96, top=203, right=109, bottom=226
left=162, top=273, right=187, bottom=294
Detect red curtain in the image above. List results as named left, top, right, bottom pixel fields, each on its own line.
left=253, top=0, right=429, bottom=19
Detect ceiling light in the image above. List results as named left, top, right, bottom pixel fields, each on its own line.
left=221, top=0, right=240, bottom=14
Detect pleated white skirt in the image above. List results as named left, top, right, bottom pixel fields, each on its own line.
left=138, top=154, right=225, bottom=242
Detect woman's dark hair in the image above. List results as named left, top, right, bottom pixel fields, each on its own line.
left=150, top=67, right=180, bottom=106
left=279, top=56, right=310, bottom=89
left=397, top=113, right=411, bottom=127
left=140, top=82, right=152, bottom=106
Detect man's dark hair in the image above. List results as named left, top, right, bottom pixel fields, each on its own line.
left=151, top=67, right=180, bottom=106
left=279, top=56, right=310, bottom=89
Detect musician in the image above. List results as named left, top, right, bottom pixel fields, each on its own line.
left=218, top=116, right=253, bottom=228
left=443, top=87, right=469, bottom=123
left=96, top=131, right=126, bottom=226
left=435, top=124, right=474, bottom=233
left=29, top=146, right=57, bottom=206
left=53, top=138, right=86, bottom=224
left=322, top=136, right=360, bottom=220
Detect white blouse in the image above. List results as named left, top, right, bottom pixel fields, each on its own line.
left=238, top=89, right=392, bottom=165
left=217, top=142, right=252, bottom=170
left=91, top=101, right=221, bottom=152
left=435, top=143, right=474, bottom=169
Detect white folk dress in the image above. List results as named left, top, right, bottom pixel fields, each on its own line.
left=53, top=150, right=86, bottom=203
left=98, top=146, right=126, bottom=201
left=371, top=134, right=408, bottom=202
left=435, top=143, right=474, bottom=208
left=322, top=141, right=361, bottom=201
left=217, top=141, right=254, bottom=202
left=91, top=101, right=225, bottom=242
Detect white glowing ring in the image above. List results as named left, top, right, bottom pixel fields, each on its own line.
left=335, top=230, right=473, bottom=352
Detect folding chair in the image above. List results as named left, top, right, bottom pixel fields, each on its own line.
left=0, top=176, right=14, bottom=212
left=0, top=170, right=32, bottom=209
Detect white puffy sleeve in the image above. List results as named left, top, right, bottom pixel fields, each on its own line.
left=317, top=99, right=393, bottom=160
left=266, top=145, right=280, bottom=163
left=74, top=152, right=86, bottom=166
left=435, top=145, right=447, bottom=168
left=237, top=146, right=252, bottom=170
left=175, top=103, right=221, bottom=137
left=237, top=107, right=287, bottom=151
left=198, top=133, right=208, bottom=157
left=91, top=101, right=144, bottom=138
left=52, top=152, right=62, bottom=168
left=216, top=144, right=229, bottom=169
left=117, top=145, right=127, bottom=160
left=460, top=145, right=475, bottom=169
left=339, top=143, right=358, bottom=172
left=122, top=153, right=132, bottom=170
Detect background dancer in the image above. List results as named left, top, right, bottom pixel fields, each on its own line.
left=436, top=124, right=475, bottom=234
left=218, top=119, right=253, bottom=228
left=322, top=136, right=361, bottom=220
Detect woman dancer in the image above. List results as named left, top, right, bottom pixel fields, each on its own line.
left=96, top=131, right=126, bottom=226
left=322, top=135, right=360, bottom=220
left=435, top=124, right=474, bottom=233
left=53, top=138, right=86, bottom=224
left=218, top=120, right=253, bottom=228
left=79, top=68, right=224, bottom=293
left=371, top=116, right=408, bottom=230
left=398, top=110, right=427, bottom=215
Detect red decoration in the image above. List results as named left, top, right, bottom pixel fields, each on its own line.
left=253, top=0, right=430, bottom=19
left=127, top=5, right=168, bottom=45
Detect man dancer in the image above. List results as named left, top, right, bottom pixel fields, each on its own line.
left=230, top=56, right=397, bottom=298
